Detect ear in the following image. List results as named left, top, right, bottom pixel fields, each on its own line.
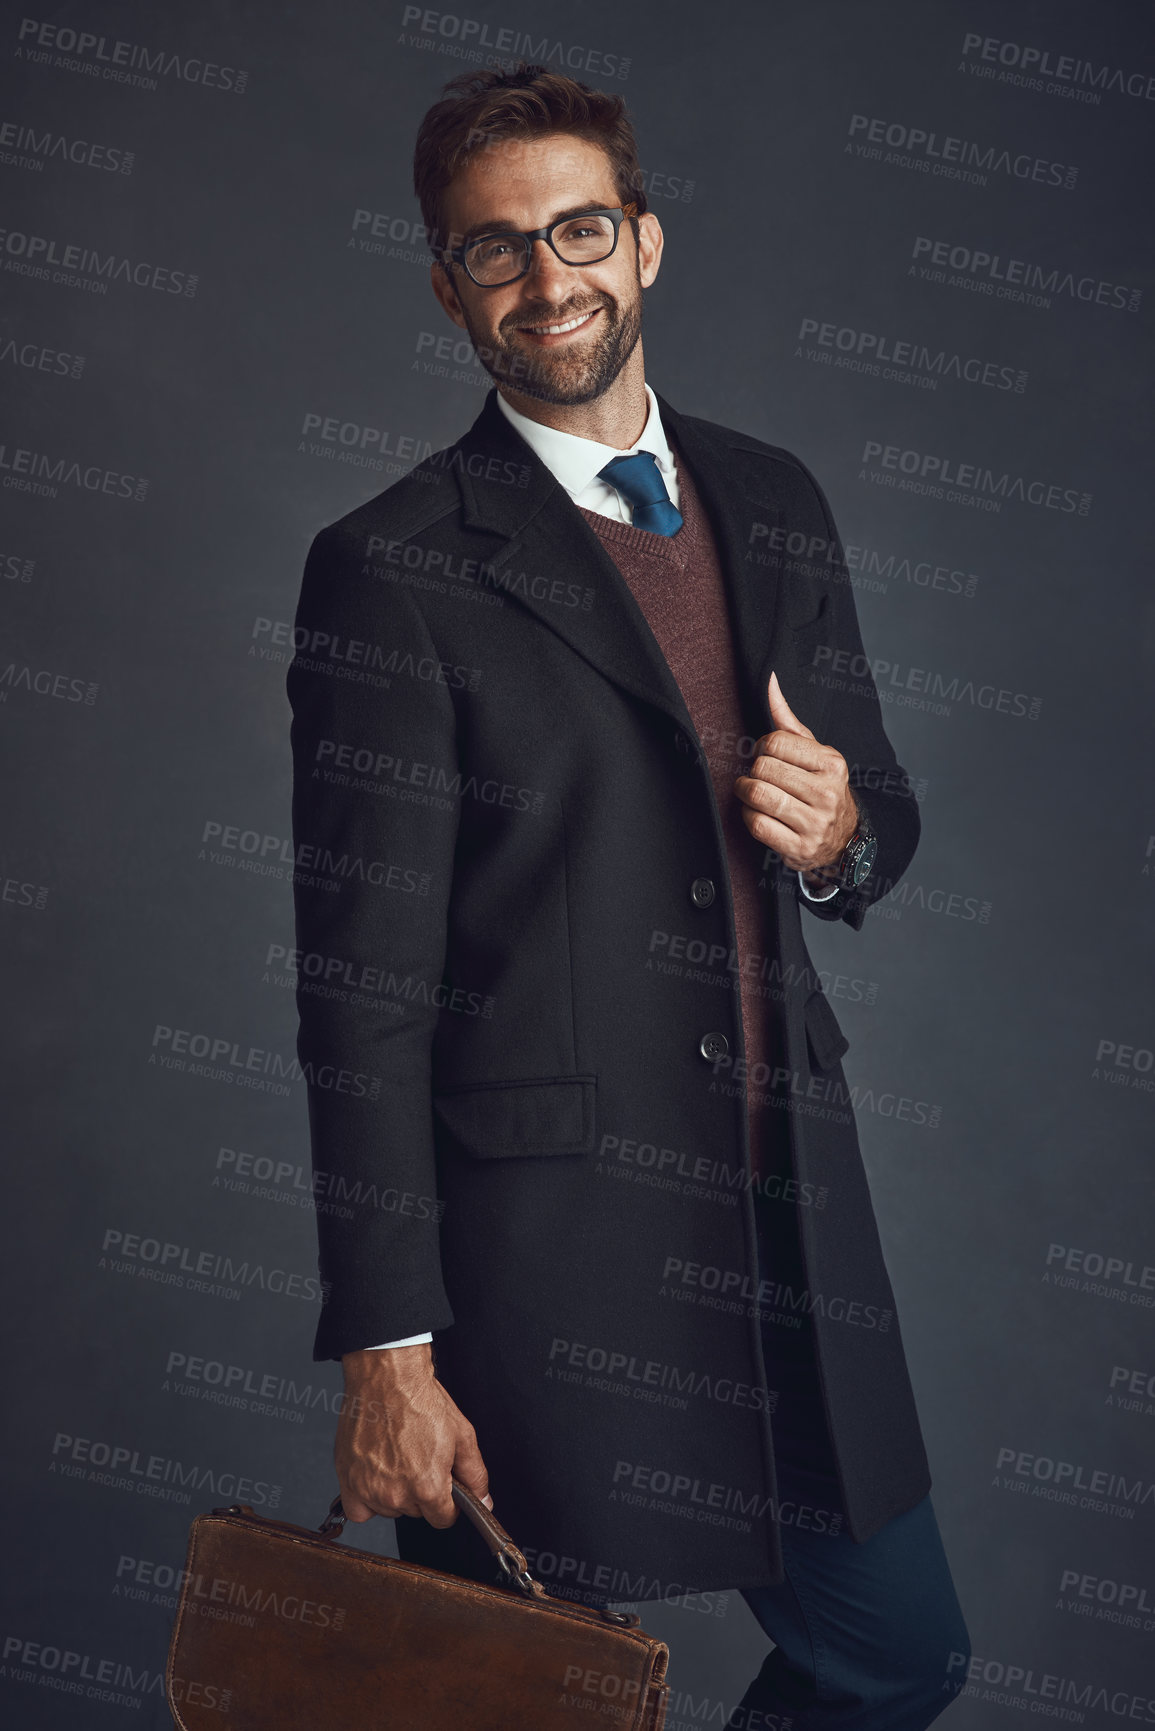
left=636, top=211, right=664, bottom=289
left=431, top=259, right=467, bottom=329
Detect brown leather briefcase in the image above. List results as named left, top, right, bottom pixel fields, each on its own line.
left=165, top=1479, right=670, bottom=1729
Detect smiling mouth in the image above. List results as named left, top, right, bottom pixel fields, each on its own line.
left=514, top=306, right=603, bottom=340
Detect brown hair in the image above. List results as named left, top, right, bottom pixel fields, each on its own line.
left=413, top=61, right=647, bottom=259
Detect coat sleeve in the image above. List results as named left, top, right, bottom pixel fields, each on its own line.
left=286, top=525, right=460, bottom=1358
left=784, top=460, right=921, bottom=933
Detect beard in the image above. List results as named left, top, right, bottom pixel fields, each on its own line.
left=461, top=277, right=643, bottom=406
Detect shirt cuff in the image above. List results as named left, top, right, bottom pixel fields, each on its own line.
left=798, top=869, right=840, bottom=902
left=364, top=1332, right=434, bottom=1349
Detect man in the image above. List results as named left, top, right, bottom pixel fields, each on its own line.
left=287, top=62, right=970, bottom=1730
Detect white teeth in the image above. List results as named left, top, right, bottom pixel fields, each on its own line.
left=522, top=310, right=597, bottom=335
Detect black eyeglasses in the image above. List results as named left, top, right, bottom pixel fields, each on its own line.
left=443, top=204, right=639, bottom=287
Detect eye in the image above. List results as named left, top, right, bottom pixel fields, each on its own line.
left=473, top=237, right=516, bottom=262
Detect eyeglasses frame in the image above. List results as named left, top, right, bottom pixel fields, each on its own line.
left=441, top=203, right=640, bottom=287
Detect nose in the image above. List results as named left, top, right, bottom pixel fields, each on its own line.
left=522, top=238, right=578, bottom=298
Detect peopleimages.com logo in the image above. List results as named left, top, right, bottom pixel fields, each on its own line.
left=846, top=113, right=1077, bottom=189
left=859, top=439, right=1091, bottom=515
left=14, top=17, right=249, bottom=92
left=396, top=7, right=630, bottom=81
left=959, top=33, right=1155, bottom=104
left=0, top=223, right=196, bottom=293
left=910, top=236, right=1141, bottom=312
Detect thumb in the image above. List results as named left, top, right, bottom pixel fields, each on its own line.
left=453, top=1431, right=492, bottom=1510
left=767, top=670, right=813, bottom=738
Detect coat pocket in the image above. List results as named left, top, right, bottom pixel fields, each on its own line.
left=791, top=592, right=831, bottom=638
left=431, top=1074, right=597, bottom=1159
left=803, top=988, right=850, bottom=1073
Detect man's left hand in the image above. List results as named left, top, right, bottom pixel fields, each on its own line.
left=734, top=671, right=858, bottom=886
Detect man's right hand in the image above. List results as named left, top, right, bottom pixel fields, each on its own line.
left=335, top=1343, right=491, bottom=1529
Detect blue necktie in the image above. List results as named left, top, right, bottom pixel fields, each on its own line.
left=597, top=451, right=683, bottom=536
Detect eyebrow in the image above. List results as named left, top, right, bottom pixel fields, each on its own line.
left=459, top=200, right=613, bottom=245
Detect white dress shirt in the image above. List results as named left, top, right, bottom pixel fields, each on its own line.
left=366, top=383, right=837, bottom=1352
left=496, top=379, right=682, bottom=519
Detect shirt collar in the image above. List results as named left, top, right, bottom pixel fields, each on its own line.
left=494, top=381, right=676, bottom=501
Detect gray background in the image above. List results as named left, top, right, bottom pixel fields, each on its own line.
left=2, top=0, right=1153, bottom=1724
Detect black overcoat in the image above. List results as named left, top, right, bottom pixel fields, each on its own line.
left=286, top=386, right=931, bottom=1596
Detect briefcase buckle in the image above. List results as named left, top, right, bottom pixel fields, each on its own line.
left=494, top=1549, right=539, bottom=1595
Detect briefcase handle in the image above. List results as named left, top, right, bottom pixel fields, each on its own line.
left=320, top=1480, right=565, bottom=1606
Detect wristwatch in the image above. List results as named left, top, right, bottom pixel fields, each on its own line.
left=834, top=796, right=877, bottom=891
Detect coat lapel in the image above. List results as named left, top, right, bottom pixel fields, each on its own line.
left=451, top=386, right=799, bottom=744
left=654, top=391, right=787, bottom=736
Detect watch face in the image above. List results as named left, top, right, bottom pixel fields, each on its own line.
left=852, top=836, right=878, bottom=886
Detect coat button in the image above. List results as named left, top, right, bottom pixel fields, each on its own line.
left=690, top=877, right=715, bottom=908
left=672, top=727, right=700, bottom=765
left=698, top=1031, right=729, bottom=1062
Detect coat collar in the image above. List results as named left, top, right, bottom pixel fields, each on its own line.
left=450, top=385, right=788, bottom=743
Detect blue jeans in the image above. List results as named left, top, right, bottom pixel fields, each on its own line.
left=727, top=1189, right=971, bottom=1729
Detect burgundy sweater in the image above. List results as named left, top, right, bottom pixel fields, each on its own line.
left=578, top=451, right=783, bottom=1178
